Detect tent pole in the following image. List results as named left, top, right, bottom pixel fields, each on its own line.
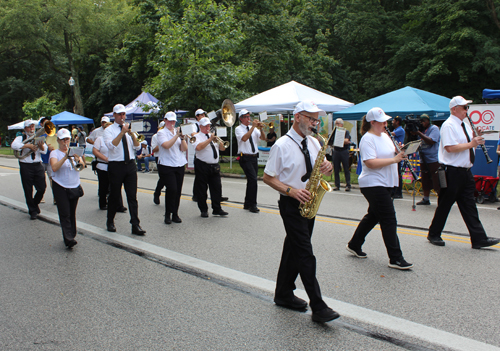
left=230, top=127, right=233, bottom=169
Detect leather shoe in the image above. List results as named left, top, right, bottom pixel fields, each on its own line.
left=333, top=187, right=340, bottom=191
left=472, top=238, right=500, bottom=249
left=107, top=222, right=116, bottom=232
left=345, top=186, right=351, bottom=192
left=131, top=225, right=146, bottom=235
left=201, top=212, right=209, bottom=218
left=312, top=307, right=340, bottom=323
left=172, top=215, right=182, bottom=223
left=213, top=210, right=228, bottom=216
left=117, top=206, right=127, bottom=213
left=427, top=235, right=445, bottom=246
left=30, top=213, right=38, bottom=220
left=249, top=206, right=260, bottom=213
left=417, top=199, right=431, bottom=205
left=274, top=295, right=308, bottom=310
left=164, top=216, right=172, bottom=224
left=66, top=240, right=77, bottom=249
left=221, top=196, right=228, bottom=202
left=153, top=193, right=160, bottom=205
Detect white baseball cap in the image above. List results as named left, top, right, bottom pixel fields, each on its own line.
left=101, top=116, right=110, bottom=123
left=159, top=121, right=165, bottom=128
left=449, top=96, right=473, bottom=109
left=195, top=109, right=206, bottom=116
left=164, top=111, right=177, bottom=121
left=199, top=117, right=211, bottom=126
left=141, top=140, right=147, bottom=145
left=24, top=120, right=35, bottom=127
left=293, top=101, right=326, bottom=116
left=366, top=107, right=392, bottom=122
left=238, top=109, right=250, bottom=118
left=113, top=104, right=127, bottom=114
left=57, top=128, right=71, bottom=139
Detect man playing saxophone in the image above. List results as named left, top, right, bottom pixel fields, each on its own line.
left=263, top=101, right=339, bottom=323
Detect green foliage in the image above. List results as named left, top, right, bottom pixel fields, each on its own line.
left=22, top=95, right=60, bottom=120
left=145, top=0, right=255, bottom=112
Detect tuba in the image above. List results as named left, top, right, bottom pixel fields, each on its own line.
left=14, top=121, right=56, bottom=159
left=299, top=129, right=333, bottom=219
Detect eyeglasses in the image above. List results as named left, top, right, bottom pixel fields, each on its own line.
left=300, top=113, right=320, bottom=125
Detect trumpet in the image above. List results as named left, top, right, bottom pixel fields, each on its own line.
left=129, top=131, right=145, bottom=143
left=257, top=121, right=274, bottom=129
left=67, top=153, right=85, bottom=172
left=184, top=135, right=196, bottom=143
left=214, top=136, right=229, bottom=148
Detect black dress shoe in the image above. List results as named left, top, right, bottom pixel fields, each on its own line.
left=172, top=215, right=182, bottom=223
left=192, top=196, right=198, bottom=202
left=249, top=206, right=260, bottom=213
left=66, top=240, right=77, bottom=249
left=274, top=295, right=308, bottom=310
left=201, top=212, right=209, bottom=218
left=427, top=235, right=445, bottom=246
left=30, top=213, right=38, bottom=220
left=132, top=225, right=146, bottom=235
left=221, top=196, right=228, bottom=202
left=213, top=210, right=228, bottom=216
left=153, top=193, right=160, bottom=205
left=116, top=206, right=127, bottom=213
left=164, top=217, right=172, bottom=224
left=312, top=307, right=340, bottom=323
left=472, top=238, right=500, bottom=249
left=107, top=222, right=116, bottom=232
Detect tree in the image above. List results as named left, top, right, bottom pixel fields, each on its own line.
left=145, top=0, right=255, bottom=112
left=22, top=95, right=60, bottom=120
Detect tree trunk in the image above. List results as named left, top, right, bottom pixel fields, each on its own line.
left=64, top=30, right=84, bottom=116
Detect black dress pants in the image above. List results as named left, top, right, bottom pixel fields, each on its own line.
left=332, top=149, right=351, bottom=188
left=428, top=167, right=487, bottom=244
left=19, top=162, right=46, bottom=216
left=107, top=161, right=140, bottom=225
left=239, top=155, right=258, bottom=207
left=96, top=168, right=123, bottom=210
left=275, top=195, right=327, bottom=312
left=349, top=187, right=404, bottom=260
left=52, top=181, right=79, bottom=245
left=158, top=164, right=185, bottom=216
left=194, top=158, right=222, bottom=213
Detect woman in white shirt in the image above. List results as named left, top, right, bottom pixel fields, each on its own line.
left=50, top=129, right=84, bottom=248
left=92, top=122, right=125, bottom=211
left=157, top=112, right=188, bottom=224
left=346, top=108, right=413, bottom=270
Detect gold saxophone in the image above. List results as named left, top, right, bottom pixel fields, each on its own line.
left=299, top=128, right=333, bottom=219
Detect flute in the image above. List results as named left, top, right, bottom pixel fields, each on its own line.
left=466, top=114, right=493, bottom=164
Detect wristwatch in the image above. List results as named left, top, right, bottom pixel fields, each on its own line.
left=286, top=187, right=292, bottom=195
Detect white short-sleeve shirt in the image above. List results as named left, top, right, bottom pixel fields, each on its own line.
left=50, top=149, right=81, bottom=188
left=438, top=114, right=474, bottom=168
left=235, top=124, right=261, bottom=155
left=357, top=132, right=398, bottom=188
left=157, top=128, right=187, bottom=167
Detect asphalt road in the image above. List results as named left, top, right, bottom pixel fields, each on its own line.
left=1, top=156, right=499, bottom=351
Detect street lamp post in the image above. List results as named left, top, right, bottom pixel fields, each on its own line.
left=68, top=77, right=75, bottom=113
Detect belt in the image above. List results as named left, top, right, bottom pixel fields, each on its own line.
left=446, top=165, right=471, bottom=171
left=240, top=153, right=258, bottom=157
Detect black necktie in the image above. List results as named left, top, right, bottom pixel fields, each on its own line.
left=301, top=138, right=313, bottom=182
left=196, top=123, right=200, bottom=132
left=206, top=134, right=217, bottom=159
left=461, top=122, right=475, bottom=164
left=31, top=146, right=35, bottom=160
left=120, top=125, right=130, bottom=163
left=247, top=126, right=255, bottom=153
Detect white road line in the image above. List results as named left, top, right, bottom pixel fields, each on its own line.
left=1, top=194, right=498, bottom=351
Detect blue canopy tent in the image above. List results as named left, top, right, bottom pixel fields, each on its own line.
left=334, top=86, right=450, bottom=121
left=483, top=89, right=500, bottom=101
left=51, top=111, right=94, bottom=125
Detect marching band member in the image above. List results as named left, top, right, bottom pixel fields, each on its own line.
left=103, top=104, right=145, bottom=235
left=92, top=122, right=126, bottom=212
left=427, top=96, right=500, bottom=249
left=11, top=120, right=47, bottom=220
left=157, top=112, right=188, bottom=224
left=346, top=107, right=412, bottom=270
left=263, top=101, right=338, bottom=323
left=235, top=109, right=266, bottom=213
left=153, top=121, right=165, bottom=205
left=193, top=117, right=228, bottom=218
left=50, top=129, right=84, bottom=248
left=86, top=116, right=110, bottom=145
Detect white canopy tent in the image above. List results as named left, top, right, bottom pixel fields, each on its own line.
left=234, top=80, right=353, bottom=114
left=8, top=118, right=44, bottom=130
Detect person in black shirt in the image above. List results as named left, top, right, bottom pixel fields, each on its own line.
left=266, top=126, right=277, bottom=147
left=332, top=118, right=352, bottom=191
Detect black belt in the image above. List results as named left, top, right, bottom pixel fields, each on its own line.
left=446, top=165, right=471, bottom=171
left=240, top=153, right=258, bottom=157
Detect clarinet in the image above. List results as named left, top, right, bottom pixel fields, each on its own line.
left=385, top=127, right=420, bottom=181
left=466, top=114, right=493, bottom=164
